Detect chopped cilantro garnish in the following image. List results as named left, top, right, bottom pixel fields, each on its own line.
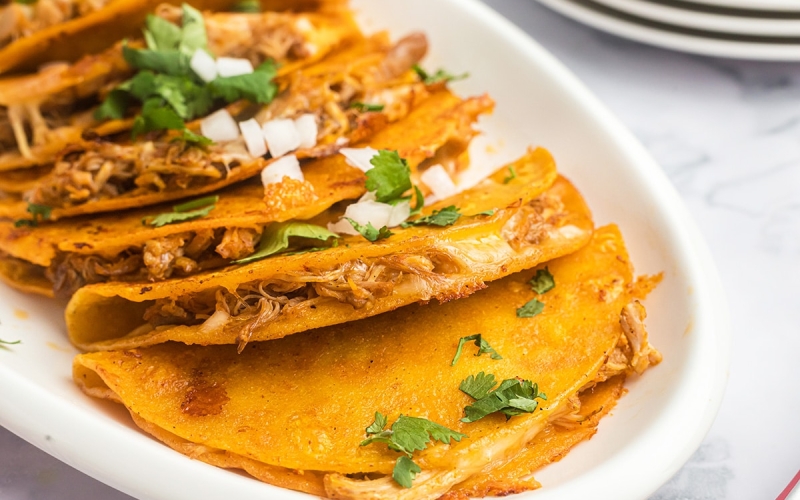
left=231, top=0, right=260, bottom=12
left=401, top=205, right=461, bottom=228
left=451, top=334, right=502, bottom=366
left=366, top=150, right=412, bottom=203
left=96, top=3, right=276, bottom=140
left=413, top=65, right=469, bottom=85
left=144, top=195, right=218, bottom=227
left=14, top=203, right=52, bottom=228
left=516, top=299, right=544, bottom=318
left=209, top=61, right=278, bottom=104
left=459, top=373, right=547, bottom=423
left=361, top=412, right=466, bottom=488
left=476, top=209, right=495, bottom=216
left=175, top=128, right=213, bottom=146
left=346, top=218, right=393, bottom=242
left=350, top=102, right=385, bottom=112
left=410, top=185, right=425, bottom=216
left=503, top=166, right=517, bottom=184
left=234, top=222, right=339, bottom=264
left=0, top=338, right=20, bottom=345
left=529, top=268, right=555, bottom=294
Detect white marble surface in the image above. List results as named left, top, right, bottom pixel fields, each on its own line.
left=1, top=1, right=799, bottom=499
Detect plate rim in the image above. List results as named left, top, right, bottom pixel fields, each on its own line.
left=0, top=0, right=731, bottom=499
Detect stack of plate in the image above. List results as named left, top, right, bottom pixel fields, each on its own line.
left=536, top=0, right=800, bottom=60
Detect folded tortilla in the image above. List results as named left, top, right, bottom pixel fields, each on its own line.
left=0, top=0, right=350, bottom=75
left=65, top=151, right=592, bottom=351
left=0, top=7, right=359, bottom=172
left=0, top=91, right=484, bottom=297
left=0, top=36, right=459, bottom=220
left=73, top=224, right=661, bottom=499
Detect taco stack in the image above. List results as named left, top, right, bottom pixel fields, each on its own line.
left=0, top=1, right=662, bottom=498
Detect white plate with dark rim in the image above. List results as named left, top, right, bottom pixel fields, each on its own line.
left=678, top=0, right=800, bottom=11
left=538, top=0, right=800, bottom=60
left=0, top=0, right=730, bottom=499
left=594, top=0, right=800, bottom=36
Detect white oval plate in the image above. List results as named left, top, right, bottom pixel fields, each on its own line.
left=594, top=0, right=800, bottom=36
left=0, top=0, right=730, bottom=499
left=677, top=0, right=800, bottom=11
left=538, top=0, right=800, bottom=60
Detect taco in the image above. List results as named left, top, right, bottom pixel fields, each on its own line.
left=0, top=4, right=359, bottom=172
left=64, top=148, right=595, bottom=352
left=73, top=224, right=661, bottom=499
left=0, top=90, right=485, bottom=297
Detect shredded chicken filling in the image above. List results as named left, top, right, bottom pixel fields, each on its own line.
left=46, top=226, right=263, bottom=298
left=0, top=0, right=110, bottom=47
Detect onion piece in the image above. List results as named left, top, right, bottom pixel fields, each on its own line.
left=340, top=147, right=379, bottom=172
left=239, top=118, right=267, bottom=158
left=294, top=114, right=318, bottom=149
left=190, top=49, right=217, bottom=83
left=216, top=57, right=254, bottom=77
left=262, top=119, right=301, bottom=158
left=261, top=154, right=303, bottom=186
left=420, top=164, right=458, bottom=201
left=200, top=109, right=239, bottom=142
left=388, top=200, right=411, bottom=227
left=199, top=309, right=230, bottom=333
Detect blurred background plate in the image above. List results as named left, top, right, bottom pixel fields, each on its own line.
left=674, top=0, right=800, bottom=11
left=537, top=0, right=800, bottom=60
left=594, top=0, right=800, bottom=36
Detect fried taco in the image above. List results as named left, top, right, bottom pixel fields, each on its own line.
left=0, top=91, right=485, bottom=297
left=0, top=4, right=359, bottom=172
left=73, top=224, right=661, bottom=499
left=65, top=147, right=596, bottom=351
left=0, top=32, right=458, bottom=220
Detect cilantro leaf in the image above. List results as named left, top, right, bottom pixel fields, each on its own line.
left=131, top=98, right=185, bottom=138
left=413, top=65, right=469, bottom=85
left=175, top=128, right=213, bottom=146
left=451, top=334, right=502, bottom=366
left=528, top=268, right=555, bottom=294
left=458, top=372, right=497, bottom=400
left=475, top=209, right=495, bottom=216
left=122, top=44, right=189, bottom=76
left=346, top=218, right=393, bottom=242
left=350, top=102, right=385, bottom=112
left=144, top=195, right=218, bottom=227
left=460, top=374, right=547, bottom=423
left=144, top=14, right=182, bottom=51
left=516, top=299, right=545, bottom=318
left=365, top=150, right=412, bottom=203
left=14, top=203, right=52, bottom=228
left=234, top=221, right=339, bottom=264
left=401, top=206, right=461, bottom=228
left=365, top=411, right=388, bottom=435
left=392, top=456, right=421, bottom=489
left=0, top=338, right=20, bottom=345
left=173, top=195, right=219, bottom=212
left=232, top=0, right=260, bottom=12
left=179, top=4, right=207, bottom=56
left=503, top=166, right=517, bottom=184
left=94, top=89, right=130, bottom=120
left=209, top=61, right=278, bottom=104
left=410, top=185, right=424, bottom=216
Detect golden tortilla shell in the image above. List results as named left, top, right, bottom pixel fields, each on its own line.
left=73, top=224, right=637, bottom=499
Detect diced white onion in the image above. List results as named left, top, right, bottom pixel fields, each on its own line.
left=295, top=17, right=313, bottom=33
left=190, top=49, right=218, bottom=83
left=388, top=200, right=411, bottom=227
left=340, top=147, right=379, bottom=172
left=216, top=57, right=254, bottom=77
left=294, top=114, right=318, bottom=149
left=199, top=309, right=230, bottom=333
left=262, top=119, right=301, bottom=158
left=239, top=118, right=267, bottom=158
left=358, top=191, right=377, bottom=203
left=261, top=154, right=303, bottom=186
left=327, top=219, right=359, bottom=235
left=420, top=164, right=458, bottom=201
left=200, top=109, right=239, bottom=142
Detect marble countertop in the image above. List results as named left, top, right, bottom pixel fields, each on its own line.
left=1, top=1, right=798, bottom=499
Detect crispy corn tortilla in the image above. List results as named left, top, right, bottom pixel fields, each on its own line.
left=0, top=9, right=360, bottom=172
left=73, top=225, right=654, bottom=499
left=0, top=94, right=481, bottom=298
left=0, top=0, right=350, bottom=75
left=65, top=156, right=591, bottom=351
left=0, top=254, right=53, bottom=297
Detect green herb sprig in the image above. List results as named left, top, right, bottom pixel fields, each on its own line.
left=451, top=334, right=502, bottom=366
left=459, top=372, right=547, bottom=423
left=14, top=203, right=52, bottom=228
left=235, top=222, right=339, bottom=264
left=143, top=195, right=218, bottom=227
